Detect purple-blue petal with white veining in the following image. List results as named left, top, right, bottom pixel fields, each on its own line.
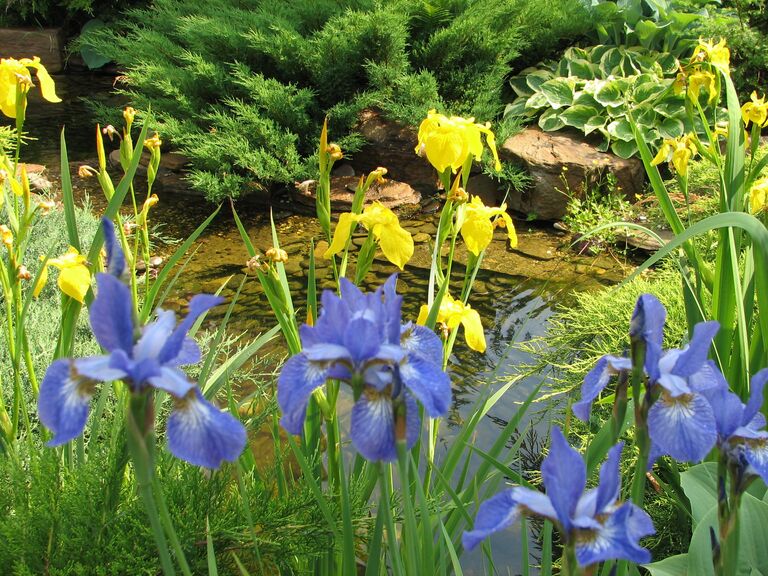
left=647, top=392, right=717, bottom=462
left=89, top=273, right=134, bottom=353
left=166, top=388, right=246, bottom=468
left=277, top=353, right=329, bottom=434
left=542, top=427, right=585, bottom=533
left=38, top=359, right=93, bottom=446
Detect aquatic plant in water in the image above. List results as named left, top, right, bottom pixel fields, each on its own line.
left=277, top=274, right=450, bottom=461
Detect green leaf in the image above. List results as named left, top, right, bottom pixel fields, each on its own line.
left=644, top=554, right=688, bottom=576
left=599, top=47, right=623, bottom=76
left=585, top=115, right=607, bottom=136
left=80, top=19, right=111, bottom=69
left=526, top=92, right=549, bottom=110
left=573, top=92, right=601, bottom=108
left=526, top=70, right=554, bottom=92
left=538, top=109, right=565, bottom=131
left=504, top=98, right=529, bottom=118
left=657, top=52, right=680, bottom=74
left=607, top=118, right=634, bottom=141
left=540, top=78, right=574, bottom=109
left=611, top=139, right=638, bottom=158
left=595, top=81, right=625, bottom=107
left=654, top=98, right=687, bottom=117
left=659, top=116, right=685, bottom=139
left=568, top=58, right=597, bottom=79
left=687, top=493, right=768, bottom=576
left=635, top=19, right=663, bottom=48
left=679, top=462, right=718, bottom=526
left=509, top=76, right=533, bottom=98
left=560, top=105, right=599, bottom=130
left=634, top=81, right=667, bottom=103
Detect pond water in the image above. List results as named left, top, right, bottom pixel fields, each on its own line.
left=11, top=72, right=633, bottom=574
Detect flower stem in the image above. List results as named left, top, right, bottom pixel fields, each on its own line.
left=126, top=395, right=176, bottom=576
left=379, top=463, right=405, bottom=576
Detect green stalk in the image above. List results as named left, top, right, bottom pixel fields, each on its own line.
left=379, top=463, right=405, bottom=576
left=125, top=394, right=176, bottom=576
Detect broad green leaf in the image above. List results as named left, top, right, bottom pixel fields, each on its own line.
left=687, top=493, right=768, bottom=576
left=538, top=109, right=565, bottom=131
left=568, top=58, right=597, bottom=79
left=574, top=92, right=601, bottom=108
left=635, top=19, right=663, bottom=49
left=644, top=554, right=688, bottom=576
left=509, top=76, right=533, bottom=98
left=561, top=105, right=600, bottom=130
left=611, top=139, right=638, bottom=158
left=585, top=115, right=607, bottom=135
left=595, top=81, right=624, bottom=107
left=680, top=462, right=718, bottom=525
left=600, top=47, right=623, bottom=76
left=526, top=92, right=549, bottom=110
left=526, top=70, right=554, bottom=92
left=80, top=19, right=111, bottom=69
left=607, top=118, right=634, bottom=141
left=504, top=98, right=529, bottom=118
left=634, top=81, right=666, bottom=103
left=654, top=98, right=687, bottom=117
left=540, top=78, right=575, bottom=109
left=636, top=106, right=658, bottom=126
left=659, top=116, right=685, bottom=139
left=657, top=52, right=680, bottom=74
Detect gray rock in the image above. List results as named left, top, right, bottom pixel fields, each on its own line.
left=293, top=175, right=420, bottom=213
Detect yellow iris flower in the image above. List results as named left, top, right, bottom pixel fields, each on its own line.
left=415, top=109, right=501, bottom=174
left=691, top=38, right=730, bottom=74
left=0, top=56, right=61, bottom=118
left=741, top=91, right=768, bottom=128
left=687, top=70, right=717, bottom=104
left=651, top=134, right=698, bottom=177
left=457, top=196, right=517, bottom=256
left=417, top=292, right=486, bottom=353
left=324, top=202, right=414, bottom=269
left=34, top=247, right=91, bottom=303
left=750, top=178, right=768, bottom=214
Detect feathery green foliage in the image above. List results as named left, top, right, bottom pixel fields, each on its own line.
left=80, top=0, right=590, bottom=202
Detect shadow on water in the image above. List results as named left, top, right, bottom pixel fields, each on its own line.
left=14, top=73, right=634, bottom=575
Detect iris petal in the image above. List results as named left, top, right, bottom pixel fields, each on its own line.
left=277, top=353, right=330, bottom=434
left=401, top=323, right=444, bottom=366
left=462, top=489, right=523, bottom=551
left=744, top=437, right=768, bottom=484
left=573, top=355, right=631, bottom=421
left=148, top=366, right=196, bottom=398
left=744, top=368, right=768, bottom=427
left=349, top=389, right=397, bottom=461
left=90, top=274, right=134, bottom=353
left=595, top=442, right=623, bottom=513
left=38, top=359, right=93, bottom=446
left=158, top=294, right=223, bottom=364
left=73, top=355, right=128, bottom=382
left=542, top=427, right=585, bottom=533
left=398, top=355, right=451, bottom=417
left=101, top=217, right=126, bottom=277
left=575, top=503, right=653, bottom=567
left=672, top=321, right=719, bottom=377
left=647, top=392, right=717, bottom=462
left=166, top=389, right=247, bottom=469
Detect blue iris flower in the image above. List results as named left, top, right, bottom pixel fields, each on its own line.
left=574, top=293, right=725, bottom=464
left=38, top=218, right=247, bottom=469
left=702, top=369, right=768, bottom=485
left=463, top=427, right=654, bottom=567
left=277, top=275, right=450, bottom=461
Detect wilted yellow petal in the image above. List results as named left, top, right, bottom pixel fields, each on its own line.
left=23, top=57, right=61, bottom=103
left=33, top=264, right=49, bottom=298
left=324, top=212, right=355, bottom=259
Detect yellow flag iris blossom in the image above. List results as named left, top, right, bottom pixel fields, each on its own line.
left=417, top=292, right=486, bottom=353
left=0, top=56, right=61, bottom=118
left=324, top=202, right=414, bottom=269
left=691, top=38, right=730, bottom=75
left=750, top=178, right=768, bottom=214
left=415, top=109, right=501, bottom=174
left=33, top=247, right=91, bottom=303
left=741, top=91, right=768, bottom=128
left=686, top=70, right=718, bottom=104
left=456, top=196, right=517, bottom=256
left=651, top=134, right=698, bottom=177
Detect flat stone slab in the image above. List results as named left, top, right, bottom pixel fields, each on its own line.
left=0, top=28, right=64, bottom=73
left=293, top=175, right=421, bottom=213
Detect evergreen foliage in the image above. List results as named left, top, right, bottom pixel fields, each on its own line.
left=81, top=0, right=591, bottom=202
